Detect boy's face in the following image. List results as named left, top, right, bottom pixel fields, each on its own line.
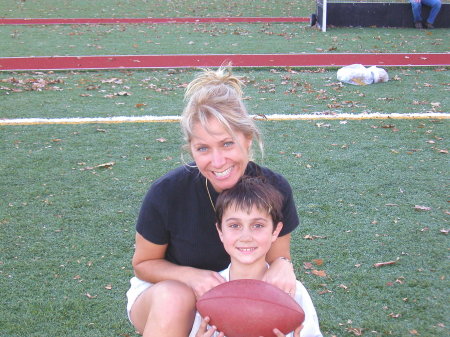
left=217, top=205, right=282, bottom=266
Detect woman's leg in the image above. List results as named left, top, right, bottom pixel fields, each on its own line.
left=130, top=280, right=197, bottom=337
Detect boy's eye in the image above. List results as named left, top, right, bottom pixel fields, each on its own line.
left=252, top=223, right=264, bottom=229
left=228, top=223, right=240, bottom=229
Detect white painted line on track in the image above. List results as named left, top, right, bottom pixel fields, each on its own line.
left=1, top=113, right=449, bottom=126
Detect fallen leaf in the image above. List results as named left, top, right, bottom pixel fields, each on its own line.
left=414, top=205, right=431, bottom=211
left=409, top=329, right=419, bottom=335
left=303, top=262, right=313, bottom=270
left=156, top=138, right=167, bottom=143
left=105, top=284, right=112, bottom=290
left=303, top=234, right=326, bottom=240
left=116, top=91, right=131, bottom=96
left=440, top=229, right=449, bottom=235
left=389, top=313, right=401, bottom=318
left=312, top=270, right=327, bottom=277
left=373, top=258, right=399, bottom=268
left=94, top=162, right=115, bottom=169
left=313, top=259, right=324, bottom=266
left=346, top=327, right=363, bottom=336
left=86, top=293, right=97, bottom=299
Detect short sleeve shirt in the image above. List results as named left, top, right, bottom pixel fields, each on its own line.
left=136, top=161, right=299, bottom=272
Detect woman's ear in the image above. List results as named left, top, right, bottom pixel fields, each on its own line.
left=272, top=222, right=283, bottom=242
left=216, top=223, right=224, bottom=243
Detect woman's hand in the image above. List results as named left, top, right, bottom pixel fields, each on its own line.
left=262, top=257, right=297, bottom=297
left=273, top=325, right=303, bottom=337
left=196, top=317, right=225, bottom=337
left=185, top=269, right=226, bottom=298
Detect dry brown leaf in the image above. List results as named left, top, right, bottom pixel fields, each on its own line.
left=313, top=259, right=324, bottom=266
left=346, top=327, right=363, bottom=336
left=86, top=293, right=97, bottom=299
left=312, top=270, right=327, bottom=277
left=156, top=138, right=167, bottom=143
left=303, top=234, right=326, bottom=240
left=373, top=258, right=399, bottom=268
left=94, top=162, right=115, bottom=169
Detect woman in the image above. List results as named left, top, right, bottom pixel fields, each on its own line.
left=127, top=66, right=300, bottom=337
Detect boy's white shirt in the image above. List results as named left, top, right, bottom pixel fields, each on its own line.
left=189, top=264, right=323, bottom=337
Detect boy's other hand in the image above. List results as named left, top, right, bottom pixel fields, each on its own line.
left=272, top=324, right=303, bottom=337
left=196, top=317, right=225, bottom=337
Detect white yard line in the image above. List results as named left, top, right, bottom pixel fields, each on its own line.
left=1, top=113, right=449, bottom=126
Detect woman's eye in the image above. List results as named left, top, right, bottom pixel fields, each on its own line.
left=224, top=141, right=234, bottom=147
left=196, top=146, right=208, bottom=152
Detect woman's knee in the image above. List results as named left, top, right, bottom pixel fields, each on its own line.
left=130, top=281, right=196, bottom=334
left=153, top=280, right=197, bottom=309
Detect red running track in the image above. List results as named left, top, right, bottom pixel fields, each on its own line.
left=0, top=17, right=309, bottom=25
left=0, top=53, right=448, bottom=71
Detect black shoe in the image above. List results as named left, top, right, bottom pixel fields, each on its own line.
left=425, top=22, right=435, bottom=29
left=414, top=21, right=423, bottom=29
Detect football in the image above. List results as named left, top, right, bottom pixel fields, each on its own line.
left=196, top=279, right=304, bottom=337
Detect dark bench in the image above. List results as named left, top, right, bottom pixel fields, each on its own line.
left=315, top=1, right=449, bottom=28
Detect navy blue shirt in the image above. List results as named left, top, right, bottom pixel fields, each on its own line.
left=136, top=161, right=299, bottom=272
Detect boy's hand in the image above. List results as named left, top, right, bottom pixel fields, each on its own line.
left=272, top=324, right=303, bottom=337
left=196, top=317, right=225, bottom=337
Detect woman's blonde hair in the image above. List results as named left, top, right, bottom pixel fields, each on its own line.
left=180, top=65, right=263, bottom=159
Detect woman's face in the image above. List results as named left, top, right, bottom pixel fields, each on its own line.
left=190, top=118, right=252, bottom=192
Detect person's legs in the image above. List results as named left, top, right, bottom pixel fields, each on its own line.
left=421, top=0, right=442, bottom=24
left=409, top=0, right=423, bottom=23
left=130, top=280, right=197, bottom=337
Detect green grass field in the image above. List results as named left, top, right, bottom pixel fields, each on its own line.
left=1, top=1, right=449, bottom=336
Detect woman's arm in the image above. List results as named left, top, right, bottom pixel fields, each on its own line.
left=263, top=233, right=296, bottom=295
left=132, top=233, right=225, bottom=297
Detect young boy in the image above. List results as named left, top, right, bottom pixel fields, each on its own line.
left=191, top=176, right=323, bottom=337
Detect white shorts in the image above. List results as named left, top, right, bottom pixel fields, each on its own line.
left=125, top=277, right=203, bottom=337
left=126, top=277, right=153, bottom=321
